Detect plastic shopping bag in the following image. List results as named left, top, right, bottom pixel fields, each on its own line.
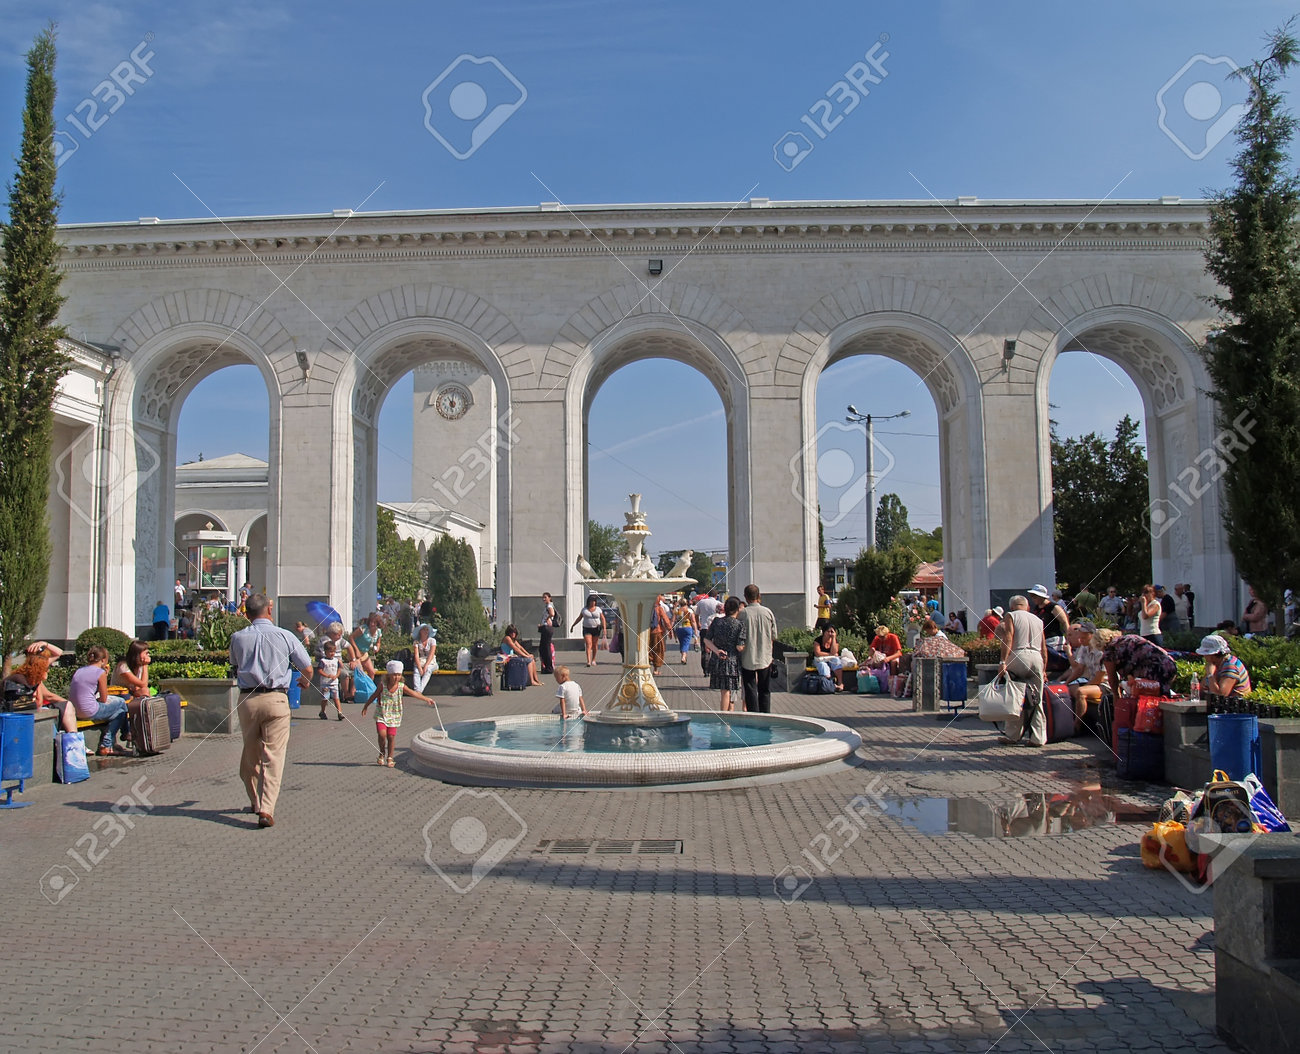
left=55, top=731, right=90, bottom=784
left=1140, top=821, right=1195, bottom=872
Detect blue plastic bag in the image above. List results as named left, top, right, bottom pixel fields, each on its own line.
left=55, top=731, right=90, bottom=784
left=1245, top=774, right=1291, bottom=832
left=351, top=668, right=377, bottom=703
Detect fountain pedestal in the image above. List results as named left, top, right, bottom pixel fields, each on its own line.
left=577, top=496, right=696, bottom=746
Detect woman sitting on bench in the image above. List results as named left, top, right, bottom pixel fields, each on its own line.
left=4, top=642, right=77, bottom=733
left=70, top=645, right=131, bottom=756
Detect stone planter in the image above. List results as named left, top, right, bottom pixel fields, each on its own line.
left=1160, top=698, right=1210, bottom=789
left=1259, top=717, right=1300, bottom=820
left=160, top=677, right=239, bottom=735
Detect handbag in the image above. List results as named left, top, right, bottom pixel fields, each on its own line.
left=978, top=673, right=1025, bottom=722
left=1132, top=696, right=1165, bottom=734
left=351, top=668, right=377, bottom=702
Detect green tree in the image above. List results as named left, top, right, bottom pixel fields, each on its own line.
left=587, top=519, right=623, bottom=576
left=874, top=493, right=910, bottom=550
left=426, top=534, right=489, bottom=640
left=1051, top=415, right=1151, bottom=593
left=376, top=507, right=423, bottom=600
left=0, top=25, right=67, bottom=674
left=899, top=525, right=943, bottom=563
left=1203, top=22, right=1300, bottom=613
left=832, top=547, right=918, bottom=634
left=654, top=549, right=715, bottom=592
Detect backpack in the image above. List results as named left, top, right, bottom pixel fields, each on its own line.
left=470, top=639, right=491, bottom=659
left=469, top=664, right=492, bottom=696
left=800, top=671, right=836, bottom=694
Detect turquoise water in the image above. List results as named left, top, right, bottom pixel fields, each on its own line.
left=449, top=716, right=816, bottom=753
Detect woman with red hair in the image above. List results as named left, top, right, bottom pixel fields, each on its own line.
left=4, top=641, right=77, bottom=733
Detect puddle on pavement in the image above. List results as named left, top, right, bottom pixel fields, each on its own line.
left=880, top=791, right=1158, bottom=838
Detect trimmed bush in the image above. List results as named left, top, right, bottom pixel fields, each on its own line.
left=75, top=626, right=132, bottom=662
left=151, top=660, right=232, bottom=679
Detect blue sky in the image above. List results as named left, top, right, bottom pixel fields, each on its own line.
left=1, top=0, right=1290, bottom=558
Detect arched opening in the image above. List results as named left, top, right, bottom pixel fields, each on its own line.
left=1046, top=346, right=1148, bottom=599
left=586, top=356, right=729, bottom=592
left=127, top=348, right=277, bottom=627
left=350, top=330, right=508, bottom=624
left=814, top=351, right=945, bottom=607
left=573, top=324, right=748, bottom=626
left=1037, top=312, right=1227, bottom=621
left=804, top=316, right=986, bottom=622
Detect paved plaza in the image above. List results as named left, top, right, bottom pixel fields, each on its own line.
left=1, top=661, right=1230, bottom=1053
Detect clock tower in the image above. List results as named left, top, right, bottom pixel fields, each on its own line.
left=411, top=361, right=496, bottom=583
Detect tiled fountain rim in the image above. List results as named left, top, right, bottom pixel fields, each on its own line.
left=409, top=711, right=861, bottom=788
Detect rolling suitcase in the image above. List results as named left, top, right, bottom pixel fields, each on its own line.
left=500, top=657, right=529, bottom=691
left=160, top=691, right=183, bottom=740
left=133, top=695, right=173, bottom=754
left=1042, top=683, right=1077, bottom=742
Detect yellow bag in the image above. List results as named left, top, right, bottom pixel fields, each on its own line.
left=1140, top=821, right=1195, bottom=872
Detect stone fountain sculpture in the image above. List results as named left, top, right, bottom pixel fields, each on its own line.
left=575, top=494, right=696, bottom=744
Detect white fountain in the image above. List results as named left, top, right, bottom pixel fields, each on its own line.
left=575, top=494, right=696, bottom=747
left=408, top=495, right=861, bottom=788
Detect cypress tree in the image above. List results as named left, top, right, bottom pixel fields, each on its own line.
left=1203, top=21, right=1300, bottom=615
left=0, top=25, right=68, bottom=673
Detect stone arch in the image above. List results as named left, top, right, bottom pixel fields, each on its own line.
left=328, top=316, right=516, bottom=622
left=541, top=280, right=767, bottom=391
left=775, top=276, right=983, bottom=398
left=100, top=313, right=284, bottom=630
left=796, top=311, right=988, bottom=615
left=175, top=509, right=229, bottom=532
left=320, top=284, right=531, bottom=402
left=562, top=311, right=752, bottom=615
left=1029, top=283, right=1231, bottom=611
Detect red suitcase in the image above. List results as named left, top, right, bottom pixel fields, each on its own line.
left=1043, top=683, right=1078, bottom=742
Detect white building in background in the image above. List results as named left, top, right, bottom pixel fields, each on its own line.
left=171, top=454, right=486, bottom=603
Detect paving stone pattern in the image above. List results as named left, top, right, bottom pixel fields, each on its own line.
left=0, top=660, right=1231, bottom=1053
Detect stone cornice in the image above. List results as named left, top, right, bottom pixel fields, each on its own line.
left=57, top=200, right=1212, bottom=270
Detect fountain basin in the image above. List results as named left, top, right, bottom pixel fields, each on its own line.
left=409, top=711, right=861, bottom=788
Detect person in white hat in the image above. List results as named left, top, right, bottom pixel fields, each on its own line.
left=1195, top=635, right=1252, bottom=699
left=359, top=658, right=437, bottom=767
left=1028, top=584, right=1070, bottom=650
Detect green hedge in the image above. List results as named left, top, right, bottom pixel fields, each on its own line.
left=151, top=661, right=232, bottom=679
left=74, top=626, right=132, bottom=662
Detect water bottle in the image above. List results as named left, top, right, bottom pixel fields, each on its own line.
left=1190, top=675, right=1200, bottom=703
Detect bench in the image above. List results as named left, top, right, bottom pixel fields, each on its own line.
left=25, top=698, right=188, bottom=790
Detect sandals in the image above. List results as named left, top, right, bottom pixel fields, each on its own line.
left=377, top=755, right=386, bottom=765
left=386, top=758, right=396, bottom=768
left=336, top=712, right=344, bottom=721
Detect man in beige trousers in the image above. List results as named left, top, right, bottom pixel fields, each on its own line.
left=229, top=595, right=314, bottom=828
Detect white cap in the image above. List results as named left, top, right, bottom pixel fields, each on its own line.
left=385, top=659, right=404, bottom=675
left=1195, top=635, right=1230, bottom=657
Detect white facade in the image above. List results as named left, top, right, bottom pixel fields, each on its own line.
left=38, top=198, right=1232, bottom=637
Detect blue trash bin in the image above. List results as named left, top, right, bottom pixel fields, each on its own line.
left=0, top=712, right=36, bottom=808
left=1208, top=713, right=1261, bottom=781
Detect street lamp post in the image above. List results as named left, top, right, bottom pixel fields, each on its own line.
left=845, top=405, right=910, bottom=550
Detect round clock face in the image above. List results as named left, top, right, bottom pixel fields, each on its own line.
left=435, top=384, right=472, bottom=420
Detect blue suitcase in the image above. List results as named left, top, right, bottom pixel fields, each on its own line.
left=500, top=657, right=529, bottom=691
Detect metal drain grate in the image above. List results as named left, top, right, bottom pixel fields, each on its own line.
left=534, top=838, right=684, bottom=855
